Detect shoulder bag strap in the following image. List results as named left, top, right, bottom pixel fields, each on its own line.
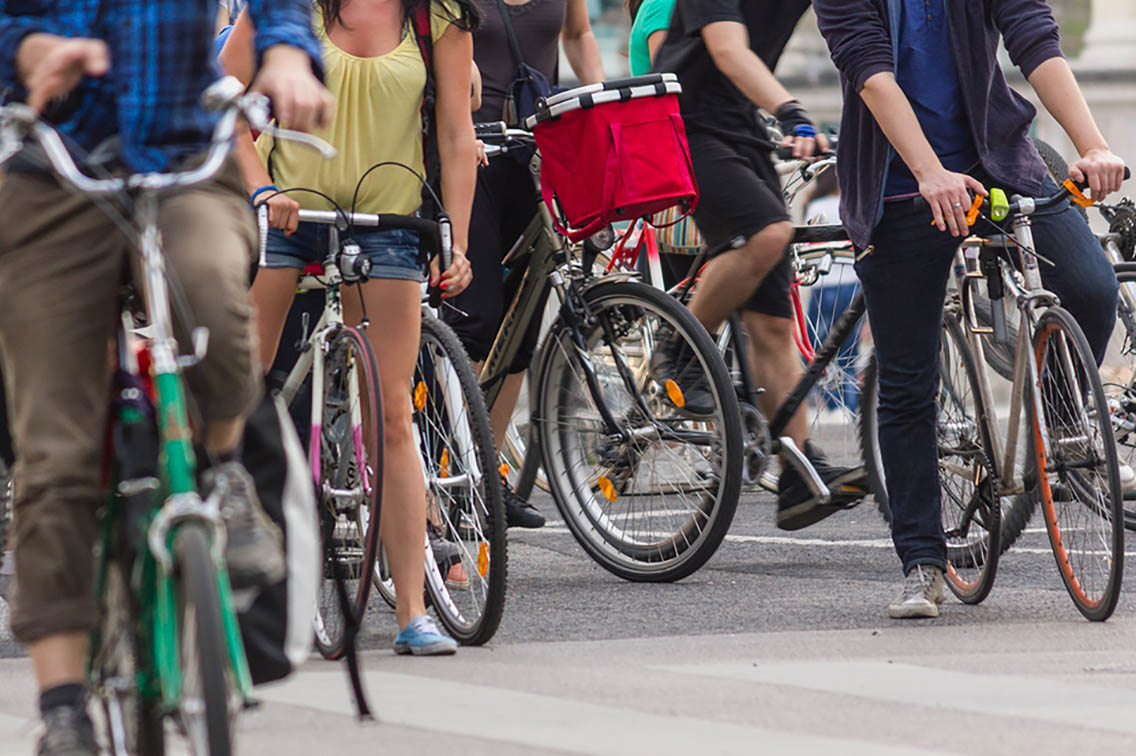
left=492, top=0, right=527, bottom=67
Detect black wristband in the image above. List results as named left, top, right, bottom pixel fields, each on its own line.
left=775, top=100, right=817, bottom=139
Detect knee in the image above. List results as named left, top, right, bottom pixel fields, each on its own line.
left=739, top=222, right=793, bottom=277
left=382, top=396, right=416, bottom=451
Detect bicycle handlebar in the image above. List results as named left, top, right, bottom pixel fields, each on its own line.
left=913, top=167, right=1131, bottom=225
left=0, top=76, right=336, bottom=196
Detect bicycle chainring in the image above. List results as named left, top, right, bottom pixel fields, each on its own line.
left=1102, top=198, right=1136, bottom=261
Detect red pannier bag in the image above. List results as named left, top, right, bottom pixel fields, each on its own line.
left=526, top=74, right=698, bottom=242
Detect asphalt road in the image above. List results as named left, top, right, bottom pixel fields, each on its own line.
left=2, top=486, right=1135, bottom=754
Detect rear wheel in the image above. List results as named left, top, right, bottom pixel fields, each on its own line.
left=312, top=327, right=383, bottom=659
left=175, top=524, right=233, bottom=756
left=413, top=314, right=507, bottom=644
left=1099, top=265, right=1136, bottom=531
left=535, top=280, right=742, bottom=582
left=1032, top=306, right=1124, bottom=621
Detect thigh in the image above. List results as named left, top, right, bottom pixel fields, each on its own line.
left=0, top=172, right=125, bottom=497
left=344, top=280, right=423, bottom=425
left=688, top=133, right=789, bottom=252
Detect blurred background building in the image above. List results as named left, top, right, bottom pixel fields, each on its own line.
left=579, top=0, right=1136, bottom=196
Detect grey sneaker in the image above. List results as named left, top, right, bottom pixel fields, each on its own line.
left=888, top=564, right=945, bottom=619
left=37, top=704, right=97, bottom=756
left=204, top=461, right=286, bottom=590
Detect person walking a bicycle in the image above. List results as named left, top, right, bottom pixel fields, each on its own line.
left=0, top=1, right=332, bottom=752
left=813, top=0, right=1125, bottom=618
left=650, top=0, right=867, bottom=529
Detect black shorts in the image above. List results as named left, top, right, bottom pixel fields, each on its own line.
left=688, top=130, right=792, bottom=319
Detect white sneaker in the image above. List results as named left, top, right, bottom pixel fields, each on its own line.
left=1118, top=463, right=1136, bottom=494
left=888, top=564, right=945, bottom=619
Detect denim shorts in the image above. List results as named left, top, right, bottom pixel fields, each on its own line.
left=263, top=222, right=424, bottom=282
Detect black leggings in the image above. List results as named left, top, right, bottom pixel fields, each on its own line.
left=444, top=156, right=550, bottom=374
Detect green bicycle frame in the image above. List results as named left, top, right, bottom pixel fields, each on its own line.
left=89, top=194, right=253, bottom=718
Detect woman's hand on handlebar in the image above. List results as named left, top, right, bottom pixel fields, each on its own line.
left=263, top=192, right=300, bottom=235
left=475, top=140, right=489, bottom=167
left=252, top=45, right=335, bottom=132
left=918, top=164, right=988, bottom=238
left=430, top=247, right=472, bottom=299
left=1070, top=147, right=1126, bottom=202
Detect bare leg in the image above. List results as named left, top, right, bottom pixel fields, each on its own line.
left=345, top=281, right=429, bottom=628
left=741, top=310, right=808, bottom=449
left=688, top=222, right=794, bottom=333
left=28, top=632, right=87, bottom=691
left=489, top=372, right=525, bottom=453
left=250, top=268, right=301, bottom=370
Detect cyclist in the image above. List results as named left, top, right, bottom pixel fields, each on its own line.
left=443, top=0, right=606, bottom=529
left=814, top=0, right=1125, bottom=618
left=0, top=1, right=330, bottom=753
left=221, top=0, right=477, bottom=655
left=649, top=0, right=865, bottom=530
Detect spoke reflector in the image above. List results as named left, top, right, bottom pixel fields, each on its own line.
left=598, top=475, right=618, bottom=502
left=478, top=542, right=489, bottom=577
left=665, top=379, right=685, bottom=408
left=414, top=381, right=428, bottom=412
left=439, top=449, right=450, bottom=478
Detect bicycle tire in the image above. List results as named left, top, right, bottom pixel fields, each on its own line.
left=174, top=524, right=232, bottom=756
left=1032, top=306, right=1124, bottom=621
left=937, top=314, right=1001, bottom=603
left=416, top=314, right=507, bottom=644
left=313, top=326, right=384, bottom=660
left=1101, top=264, right=1136, bottom=532
left=535, top=280, right=742, bottom=582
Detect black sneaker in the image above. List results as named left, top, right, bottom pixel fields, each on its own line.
left=204, top=461, right=287, bottom=590
left=502, top=478, right=545, bottom=529
left=37, top=703, right=97, bottom=756
left=776, top=441, right=867, bottom=531
left=649, top=329, right=715, bottom=418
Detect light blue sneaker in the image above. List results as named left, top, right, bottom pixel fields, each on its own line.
left=393, top=615, right=457, bottom=656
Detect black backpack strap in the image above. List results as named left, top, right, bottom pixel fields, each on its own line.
left=412, top=2, right=440, bottom=237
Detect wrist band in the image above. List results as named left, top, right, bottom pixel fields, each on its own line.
left=250, top=184, right=279, bottom=207
left=793, top=124, right=817, bottom=138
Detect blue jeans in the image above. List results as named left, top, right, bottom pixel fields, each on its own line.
left=857, top=172, right=1117, bottom=574
left=263, top=223, right=423, bottom=282
left=806, top=280, right=862, bottom=413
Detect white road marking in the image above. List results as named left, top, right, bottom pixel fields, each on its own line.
left=660, top=660, right=1136, bottom=734
left=257, top=667, right=955, bottom=756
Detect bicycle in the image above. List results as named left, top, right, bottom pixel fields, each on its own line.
left=860, top=176, right=1128, bottom=619
left=0, top=77, right=328, bottom=753
left=267, top=207, right=506, bottom=646
left=475, top=125, right=743, bottom=582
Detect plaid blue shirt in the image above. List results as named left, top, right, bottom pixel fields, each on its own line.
left=0, top=0, right=322, bottom=173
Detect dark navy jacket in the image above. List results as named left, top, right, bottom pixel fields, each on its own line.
left=813, top=0, right=1064, bottom=249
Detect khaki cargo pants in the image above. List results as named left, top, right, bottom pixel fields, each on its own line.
left=0, top=160, right=261, bottom=643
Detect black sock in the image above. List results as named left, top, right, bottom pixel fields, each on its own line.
left=39, top=683, right=84, bottom=715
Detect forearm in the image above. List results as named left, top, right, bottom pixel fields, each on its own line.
left=563, top=33, right=605, bottom=85
left=1028, top=57, right=1109, bottom=156
left=234, top=129, right=273, bottom=195
left=438, top=132, right=477, bottom=251
left=860, top=71, right=941, bottom=179
left=711, top=46, right=792, bottom=114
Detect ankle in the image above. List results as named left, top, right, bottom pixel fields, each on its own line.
left=39, top=683, right=84, bottom=716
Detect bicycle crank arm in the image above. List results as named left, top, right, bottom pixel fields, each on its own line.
left=778, top=436, right=831, bottom=505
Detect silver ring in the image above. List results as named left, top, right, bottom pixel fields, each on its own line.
left=952, top=202, right=963, bottom=208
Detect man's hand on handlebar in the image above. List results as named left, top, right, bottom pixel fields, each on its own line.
left=429, top=247, right=472, bottom=300
left=252, top=45, right=334, bottom=132
left=780, top=132, right=829, bottom=161
left=1070, top=147, right=1126, bottom=202
left=918, top=164, right=989, bottom=238
left=17, top=35, right=109, bottom=114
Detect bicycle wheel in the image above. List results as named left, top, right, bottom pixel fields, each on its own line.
left=535, top=280, right=742, bottom=582
left=1100, top=265, right=1136, bottom=531
left=1032, top=306, right=1124, bottom=621
left=174, top=524, right=233, bottom=756
left=414, top=314, right=507, bottom=644
left=313, top=326, right=383, bottom=660
left=936, top=314, right=1001, bottom=602
left=92, top=556, right=165, bottom=756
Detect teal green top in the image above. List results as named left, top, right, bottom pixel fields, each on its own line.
left=629, top=0, right=675, bottom=75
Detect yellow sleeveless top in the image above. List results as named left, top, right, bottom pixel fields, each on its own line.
left=256, top=3, right=456, bottom=215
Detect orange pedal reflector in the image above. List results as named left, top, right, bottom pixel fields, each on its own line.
left=499, top=462, right=510, bottom=478
left=439, top=449, right=450, bottom=478
left=413, top=381, right=428, bottom=412
left=478, top=542, right=489, bottom=577
left=598, top=475, right=618, bottom=502
left=665, top=379, right=685, bottom=408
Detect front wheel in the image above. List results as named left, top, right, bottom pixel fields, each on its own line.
left=175, top=524, right=233, bottom=756
left=1032, top=306, right=1124, bottom=621
left=534, top=280, right=743, bottom=582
